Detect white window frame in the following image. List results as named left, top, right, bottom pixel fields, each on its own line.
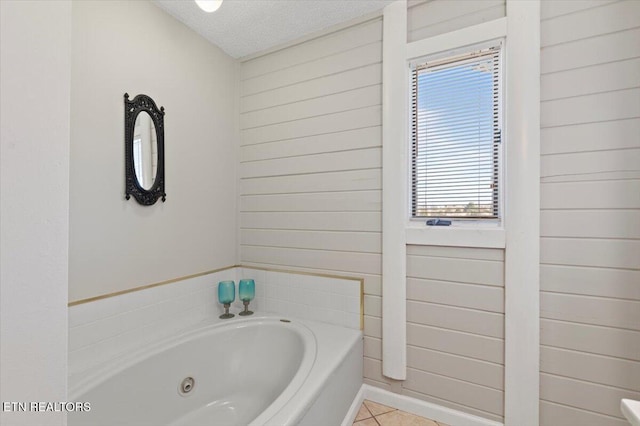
left=382, top=1, right=540, bottom=424
left=407, top=39, right=506, bottom=248
left=404, top=18, right=508, bottom=249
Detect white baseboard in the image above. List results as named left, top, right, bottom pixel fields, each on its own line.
left=342, top=384, right=504, bottom=426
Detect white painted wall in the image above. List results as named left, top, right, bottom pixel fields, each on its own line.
left=0, top=1, right=71, bottom=425
left=69, top=0, right=238, bottom=302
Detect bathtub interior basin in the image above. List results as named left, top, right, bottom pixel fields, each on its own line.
left=68, top=317, right=316, bottom=426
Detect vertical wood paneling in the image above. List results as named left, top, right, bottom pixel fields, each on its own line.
left=540, top=1, right=640, bottom=424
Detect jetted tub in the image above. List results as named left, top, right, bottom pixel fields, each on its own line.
left=68, top=314, right=363, bottom=426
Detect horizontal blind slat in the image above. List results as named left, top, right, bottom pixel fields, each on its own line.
left=411, top=45, right=501, bottom=219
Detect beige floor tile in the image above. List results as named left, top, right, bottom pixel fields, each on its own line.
left=375, top=410, right=439, bottom=426
left=363, top=400, right=396, bottom=416
left=355, top=403, right=374, bottom=422
left=354, top=417, right=380, bottom=426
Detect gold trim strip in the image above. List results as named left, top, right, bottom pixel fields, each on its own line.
left=67, top=265, right=240, bottom=307
left=360, top=280, right=365, bottom=331
left=68, top=263, right=366, bottom=332
left=239, top=264, right=363, bottom=283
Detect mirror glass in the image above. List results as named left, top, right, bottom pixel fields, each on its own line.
left=132, top=111, right=158, bottom=190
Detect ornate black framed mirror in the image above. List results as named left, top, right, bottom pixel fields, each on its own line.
left=124, top=93, right=166, bottom=205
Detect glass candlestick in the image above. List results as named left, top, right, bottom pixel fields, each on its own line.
left=218, top=280, right=235, bottom=319
left=238, top=279, right=255, bottom=316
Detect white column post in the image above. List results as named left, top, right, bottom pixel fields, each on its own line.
left=504, top=0, right=541, bottom=424
left=382, top=0, right=408, bottom=380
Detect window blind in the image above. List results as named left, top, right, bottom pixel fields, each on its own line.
left=411, top=46, right=501, bottom=219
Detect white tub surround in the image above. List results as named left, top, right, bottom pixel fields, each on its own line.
left=69, top=266, right=362, bottom=383
left=69, top=315, right=362, bottom=426
left=68, top=268, right=237, bottom=382
left=239, top=267, right=362, bottom=330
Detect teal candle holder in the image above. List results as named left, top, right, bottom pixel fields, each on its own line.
left=218, top=280, right=235, bottom=319
left=238, top=279, right=255, bottom=316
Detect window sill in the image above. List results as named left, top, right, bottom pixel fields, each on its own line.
left=406, top=225, right=505, bottom=249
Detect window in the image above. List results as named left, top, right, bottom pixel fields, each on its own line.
left=410, top=45, right=502, bottom=220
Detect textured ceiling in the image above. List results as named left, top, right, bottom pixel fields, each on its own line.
left=153, top=0, right=393, bottom=59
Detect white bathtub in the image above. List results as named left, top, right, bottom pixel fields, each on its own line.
left=68, top=314, right=363, bottom=426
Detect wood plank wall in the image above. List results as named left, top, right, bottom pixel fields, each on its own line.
left=408, top=0, right=506, bottom=42
left=377, top=1, right=507, bottom=422
left=239, top=17, right=385, bottom=389
left=241, top=1, right=640, bottom=425
left=539, top=1, right=640, bottom=425
left=403, top=246, right=505, bottom=422
left=240, top=1, right=509, bottom=422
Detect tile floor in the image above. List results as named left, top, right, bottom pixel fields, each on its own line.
left=353, top=400, right=450, bottom=426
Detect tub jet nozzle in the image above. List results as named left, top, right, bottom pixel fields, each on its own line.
left=179, top=377, right=195, bottom=396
